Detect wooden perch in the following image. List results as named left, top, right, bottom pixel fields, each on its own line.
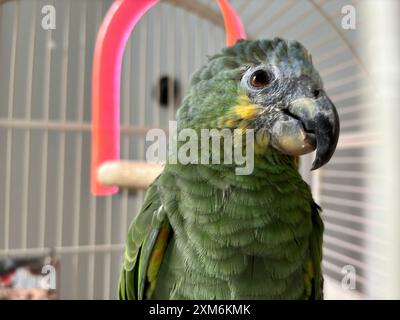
left=97, top=161, right=164, bottom=190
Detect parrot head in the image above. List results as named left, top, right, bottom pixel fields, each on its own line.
left=177, top=38, right=340, bottom=170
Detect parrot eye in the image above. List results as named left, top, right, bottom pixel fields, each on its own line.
left=249, top=69, right=272, bottom=89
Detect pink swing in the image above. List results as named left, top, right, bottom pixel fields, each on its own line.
left=91, top=0, right=246, bottom=196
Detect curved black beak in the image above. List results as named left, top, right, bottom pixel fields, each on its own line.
left=288, top=96, right=340, bottom=170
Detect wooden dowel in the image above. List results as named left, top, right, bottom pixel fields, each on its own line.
left=97, top=161, right=164, bottom=190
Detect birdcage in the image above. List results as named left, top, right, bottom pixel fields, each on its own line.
left=0, top=0, right=399, bottom=299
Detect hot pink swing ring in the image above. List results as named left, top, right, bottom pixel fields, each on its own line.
left=91, top=0, right=246, bottom=196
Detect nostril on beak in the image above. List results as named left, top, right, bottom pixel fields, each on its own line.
left=313, top=89, right=322, bottom=99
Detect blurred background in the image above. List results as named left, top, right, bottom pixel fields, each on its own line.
left=0, top=0, right=399, bottom=299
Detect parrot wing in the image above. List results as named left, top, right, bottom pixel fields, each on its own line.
left=118, top=178, right=172, bottom=300
left=306, top=200, right=324, bottom=300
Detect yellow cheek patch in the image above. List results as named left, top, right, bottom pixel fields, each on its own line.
left=234, top=105, right=259, bottom=120
left=233, top=94, right=260, bottom=120
left=218, top=94, right=261, bottom=129
left=225, top=119, right=235, bottom=128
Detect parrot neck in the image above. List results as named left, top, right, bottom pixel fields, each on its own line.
left=160, top=152, right=313, bottom=298
left=168, top=126, right=300, bottom=185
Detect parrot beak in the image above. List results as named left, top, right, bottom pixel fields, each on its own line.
left=270, top=95, right=340, bottom=170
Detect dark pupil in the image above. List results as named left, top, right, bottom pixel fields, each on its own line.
left=251, top=70, right=269, bottom=87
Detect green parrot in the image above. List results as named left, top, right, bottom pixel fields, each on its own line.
left=118, top=38, right=340, bottom=300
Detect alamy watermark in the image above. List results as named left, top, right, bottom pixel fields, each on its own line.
left=341, top=264, right=356, bottom=290
left=341, top=5, right=356, bottom=30
left=41, top=264, right=56, bottom=290
left=145, top=121, right=255, bottom=175
left=41, top=5, right=56, bottom=30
